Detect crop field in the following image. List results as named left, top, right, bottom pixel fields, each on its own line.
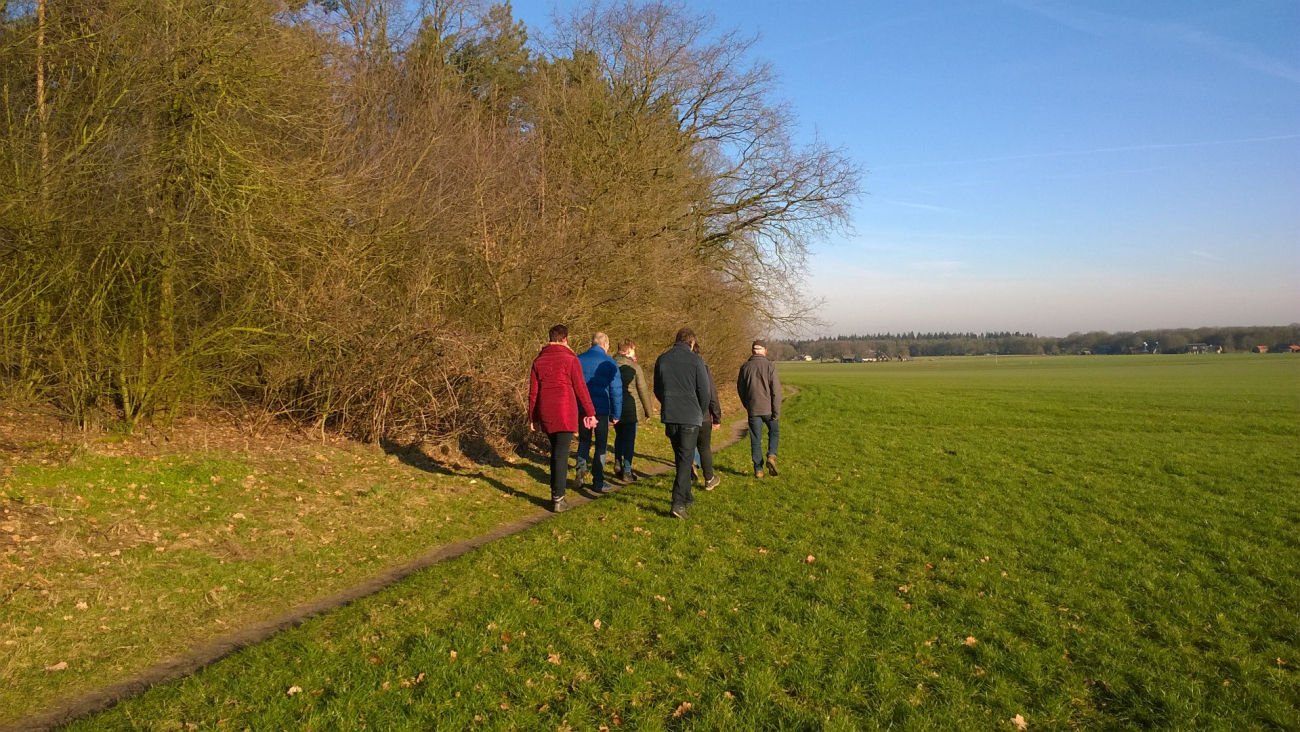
left=35, top=356, right=1300, bottom=728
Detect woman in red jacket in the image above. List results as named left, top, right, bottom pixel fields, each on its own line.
left=529, top=324, right=599, bottom=512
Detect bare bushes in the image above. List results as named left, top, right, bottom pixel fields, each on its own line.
left=0, top=0, right=858, bottom=441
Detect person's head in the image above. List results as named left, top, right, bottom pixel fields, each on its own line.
left=618, top=338, right=636, bottom=358
left=675, top=328, right=697, bottom=346
left=548, top=324, right=568, bottom=344
left=592, top=332, right=610, bottom=353
left=752, top=339, right=767, bottom=356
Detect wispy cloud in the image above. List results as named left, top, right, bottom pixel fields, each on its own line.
left=879, top=199, right=957, bottom=213
left=874, top=134, right=1300, bottom=171
left=1004, top=0, right=1300, bottom=83
left=1191, top=250, right=1220, bottom=260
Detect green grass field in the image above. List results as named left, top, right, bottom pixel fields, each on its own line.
left=61, top=356, right=1300, bottom=729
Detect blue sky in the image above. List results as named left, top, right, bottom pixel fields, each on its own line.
left=509, top=0, right=1299, bottom=336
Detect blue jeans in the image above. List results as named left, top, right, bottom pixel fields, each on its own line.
left=613, top=420, right=638, bottom=473
left=748, top=414, right=779, bottom=469
left=577, top=414, right=611, bottom=489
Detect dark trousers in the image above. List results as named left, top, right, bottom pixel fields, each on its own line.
left=577, top=414, right=611, bottom=490
left=613, top=420, right=638, bottom=472
left=665, top=423, right=700, bottom=510
left=748, top=414, right=779, bottom=469
left=694, top=423, right=715, bottom=482
left=548, top=432, right=573, bottom=500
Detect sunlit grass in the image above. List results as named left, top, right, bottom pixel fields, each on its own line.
left=64, top=355, right=1299, bottom=729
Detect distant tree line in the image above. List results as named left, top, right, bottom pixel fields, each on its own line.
left=776, top=325, right=1300, bottom=360
left=0, top=0, right=858, bottom=440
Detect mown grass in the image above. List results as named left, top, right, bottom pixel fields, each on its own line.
left=49, top=356, right=1300, bottom=728
left=0, top=414, right=682, bottom=723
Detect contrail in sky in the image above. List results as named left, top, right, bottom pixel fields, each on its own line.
left=873, top=133, right=1300, bottom=170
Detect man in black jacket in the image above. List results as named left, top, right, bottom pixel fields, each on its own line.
left=653, top=328, right=711, bottom=518
left=737, top=340, right=782, bottom=478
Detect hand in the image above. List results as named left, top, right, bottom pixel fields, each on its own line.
left=583, top=416, right=599, bottom=430
left=611, top=419, right=619, bottom=426
left=712, top=423, right=720, bottom=430
left=529, top=422, right=536, bottom=432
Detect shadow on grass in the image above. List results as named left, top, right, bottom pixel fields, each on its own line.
left=379, top=437, right=555, bottom=510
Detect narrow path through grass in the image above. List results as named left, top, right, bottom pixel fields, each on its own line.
left=20, top=356, right=1300, bottom=729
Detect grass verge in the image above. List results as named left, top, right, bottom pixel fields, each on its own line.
left=58, top=355, right=1300, bottom=730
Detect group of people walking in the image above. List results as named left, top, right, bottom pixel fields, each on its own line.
left=527, top=325, right=782, bottom=517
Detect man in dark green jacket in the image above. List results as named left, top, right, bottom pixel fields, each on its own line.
left=737, top=340, right=782, bottom=478
left=613, top=339, right=654, bottom=482
left=653, top=328, right=711, bottom=518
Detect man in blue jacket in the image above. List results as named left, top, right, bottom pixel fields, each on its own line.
left=576, top=332, right=623, bottom=494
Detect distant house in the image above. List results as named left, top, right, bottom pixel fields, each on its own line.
left=1255, top=345, right=1269, bottom=353
left=1185, top=343, right=1214, bottom=354
left=801, top=354, right=813, bottom=361
left=1288, top=345, right=1300, bottom=354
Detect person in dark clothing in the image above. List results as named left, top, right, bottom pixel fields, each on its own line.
left=691, top=341, right=722, bottom=491
left=736, top=340, right=782, bottom=478
left=528, top=324, right=599, bottom=512
left=575, top=332, right=623, bottom=494
left=653, top=328, right=711, bottom=518
left=613, top=339, right=655, bottom=483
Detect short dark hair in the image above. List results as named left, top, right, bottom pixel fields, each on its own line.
left=752, top=339, right=767, bottom=350
left=549, top=324, right=568, bottom=342
left=618, top=338, right=635, bottom=354
left=675, top=328, right=696, bottom=344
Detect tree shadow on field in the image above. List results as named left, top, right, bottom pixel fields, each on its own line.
left=379, top=436, right=555, bottom=510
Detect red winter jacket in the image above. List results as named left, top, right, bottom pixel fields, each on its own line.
left=528, top=343, right=596, bottom=434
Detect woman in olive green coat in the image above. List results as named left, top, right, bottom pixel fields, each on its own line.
left=612, top=339, right=655, bottom=482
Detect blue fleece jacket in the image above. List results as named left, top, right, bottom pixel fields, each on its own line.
left=577, top=346, right=624, bottom=418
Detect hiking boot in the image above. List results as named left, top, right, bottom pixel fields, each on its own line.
left=704, top=475, right=720, bottom=491
left=613, top=467, right=626, bottom=483
left=625, top=469, right=639, bottom=483
left=754, top=467, right=764, bottom=479
left=597, top=483, right=615, bottom=495
left=575, top=462, right=588, bottom=487
left=766, top=455, right=779, bottom=477
left=671, top=505, right=689, bottom=519
left=552, top=496, right=570, bottom=513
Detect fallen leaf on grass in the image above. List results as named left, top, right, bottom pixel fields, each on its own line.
left=672, top=702, right=693, bottom=718
left=980, top=556, right=989, bottom=563
left=804, top=555, right=815, bottom=563
left=44, top=662, right=68, bottom=672
left=1011, top=713, right=1027, bottom=729
left=592, top=619, right=602, bottom=630
left=898, top=585, right=910, bottom=593
left=548, top=653, right=561, bottom=665
left=500, top=702, right=510, bottom=710
left=965, top=636, right=978, bottom=647
left=286, top=686, right=302, bottom=696
left=449, top=650, right=457, bottom=661
left=758, top=548, right=767, bottom=554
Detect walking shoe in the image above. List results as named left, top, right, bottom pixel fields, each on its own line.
left=575, top=462, right=588, bottom=487
left=704, top=475, right=720, bottom=491
left=754, top=467, right=764, bottom=479
left=766, top=455, right=779, bottom=477
left=597, top=483, right=615, bottom=495
left=671, top=505, right=689, bottom=519
left=625, top=470, right=639, bottom=483
left=552, top=496, right=570, bottom=513
left=613, top=467, right=626, bottom=483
